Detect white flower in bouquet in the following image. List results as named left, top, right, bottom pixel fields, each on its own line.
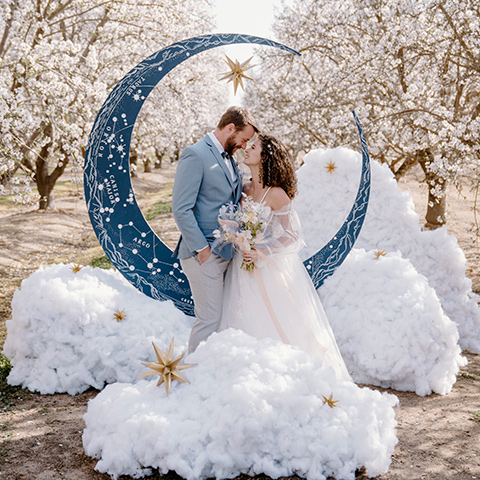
left=214, top=194, right=268, bottom=271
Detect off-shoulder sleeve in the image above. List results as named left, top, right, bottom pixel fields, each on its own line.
left=254, top=203, right=306, bottom=256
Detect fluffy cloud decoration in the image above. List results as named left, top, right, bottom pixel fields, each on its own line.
left=295, top=147, right=480, bottom=353
left=3, top=264, right=192, bottom=394
left=83, top=329, right=398, bottom=480
left=319, top=249, right=466, bottom=396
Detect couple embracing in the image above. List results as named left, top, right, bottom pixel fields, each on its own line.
left=172, top=106, right=351, bottom=383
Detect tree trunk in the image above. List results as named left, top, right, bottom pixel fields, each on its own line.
left=154, top=147, right=163, bottom=169
left=130, top=152, right=138, bottom=177
left=38, top=188, right=55, bottom=210
left=172, top=147, right=180, bottom=163
left=393, top=155, right=417, bottom=180
left=35, top=137, right=54, bottom=210
left=144, top=158, right=153, bottom=173
left=417, top=149, right=447, bottom=229
left=36, top=166, right=56, bottom=210
left=34, top=126, right=69, bottom=210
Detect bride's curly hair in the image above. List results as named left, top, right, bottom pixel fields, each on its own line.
left=258, top=133, right=297, bottom=199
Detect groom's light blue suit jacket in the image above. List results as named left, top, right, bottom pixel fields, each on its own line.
left=172, top=134, right=242, bottom=260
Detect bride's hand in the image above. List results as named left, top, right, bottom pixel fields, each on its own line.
left=242, top=249, right=258, bottom=263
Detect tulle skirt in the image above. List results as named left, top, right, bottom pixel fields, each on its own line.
left=220, top=251, right=352, bottom=383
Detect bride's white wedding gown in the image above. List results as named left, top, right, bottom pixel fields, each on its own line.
left=220, top=191, right=352, bottom=383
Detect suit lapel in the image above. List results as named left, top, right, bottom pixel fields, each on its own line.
left=231, top=155, right=243, bottom=202
left=203, top=135, right=235, bottom=191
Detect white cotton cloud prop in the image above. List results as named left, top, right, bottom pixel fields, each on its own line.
left=83, top=329, right=398, bottom=480
left=294, top=147, right=480, bottom=353
left=3, top=264, right=192, bottom=394
left=319, top=249, right=466, bottom=396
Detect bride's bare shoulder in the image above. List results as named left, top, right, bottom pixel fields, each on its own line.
left=267, top=187, right=290, bottom=211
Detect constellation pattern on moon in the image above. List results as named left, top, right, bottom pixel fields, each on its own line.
left=84, top=34, right=301, bottom=316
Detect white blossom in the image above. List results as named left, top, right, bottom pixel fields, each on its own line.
left=0, top=0, right=228, bottom=205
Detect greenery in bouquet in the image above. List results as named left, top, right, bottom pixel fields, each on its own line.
left=214, top=194, right=268, bottom=271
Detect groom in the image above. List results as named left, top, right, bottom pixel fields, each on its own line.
left=172, top=106, right=259, bottom=353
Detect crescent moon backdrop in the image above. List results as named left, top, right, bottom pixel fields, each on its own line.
left=304, top=111, right=371, bottom=289
left=84, top=33, right=371, bottom=316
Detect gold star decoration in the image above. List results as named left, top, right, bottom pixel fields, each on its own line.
left=219, top=55, right=255, bottom=95
left=324, top=160, right=337, bottom=175
left=139, top=338, right=196, bottom=395
left=322, top=393, right=338, bottom=409
left=373, top=249, right=387, bottom=260
left=113, top=308, right=127, bottom=322
left=70, top=264, right=82, bottom=273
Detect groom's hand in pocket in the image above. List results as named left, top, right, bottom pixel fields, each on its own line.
left=197, top=246, right=211, bottom=264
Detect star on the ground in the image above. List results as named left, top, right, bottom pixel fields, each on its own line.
left=219, top=55, right=255, bottom=95
left=373, top=249, right=387, bottom=259
left=322, top=393, right=338, bottom=409
left=70, top=264, right=82, bottom=273
left=324, top=160, right=337, bottom=175
left=139, top=338, right=196, bottom=395
left=113, top=308, right=127, bottom=322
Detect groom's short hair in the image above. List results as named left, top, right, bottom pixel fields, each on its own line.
left=217, top=106, right=259, bottom=133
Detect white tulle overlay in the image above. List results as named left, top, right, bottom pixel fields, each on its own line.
left=220, top=203, right=352, bottom=383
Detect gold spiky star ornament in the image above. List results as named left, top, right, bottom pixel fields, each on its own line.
left=322, top=393, right=338, bottom=409
left=219, top=55, right=255, bottom=95
left=324, top=160, right=337, bottom=175
left=113, top=308, right=127, bottom=322
left=373, top=249, right=387, bottom=260
left=71, top=264, right=82, bottom=273
left=139, top=339, right=196, bottom=395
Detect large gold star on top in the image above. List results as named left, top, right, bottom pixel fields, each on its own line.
left=322, top=393, right=339, bottom=409
left=219, top=55, right=255, bottom=95
left=139, top=338, right=196, bottom=395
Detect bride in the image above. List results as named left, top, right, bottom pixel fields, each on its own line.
left=219, top=133, right=352, bottom=383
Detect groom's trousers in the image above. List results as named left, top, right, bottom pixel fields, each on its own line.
left=181, top=253, right=230, bottom=354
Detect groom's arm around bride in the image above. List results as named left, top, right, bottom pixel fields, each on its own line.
left=172, top=106, right=259, bottom=353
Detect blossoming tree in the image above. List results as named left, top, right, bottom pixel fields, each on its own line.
left=244, top=0, right=480, bottom=227
left=0, top=0, right=227, bottom=209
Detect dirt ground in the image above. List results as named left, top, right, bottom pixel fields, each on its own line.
left=0, top=162, right=479, bottom=480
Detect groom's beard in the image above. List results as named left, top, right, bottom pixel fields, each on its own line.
left=224, top=134, right=240, bottom=156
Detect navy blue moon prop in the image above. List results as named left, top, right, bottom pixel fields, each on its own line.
left=303, top=111, right=371, bottom=289
left=84, top=34, right=372, bottom=316
left=84, top=34, right=300, bottom=316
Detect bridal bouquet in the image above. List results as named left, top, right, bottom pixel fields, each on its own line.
left=214, top=194, right=268, bottom=272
